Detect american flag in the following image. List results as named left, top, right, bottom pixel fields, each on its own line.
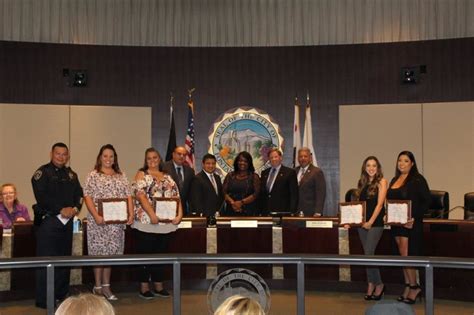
left=184, top=98, right=195, bottom=169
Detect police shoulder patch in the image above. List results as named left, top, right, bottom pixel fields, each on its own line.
left=34, top=170, right=43, bottom=181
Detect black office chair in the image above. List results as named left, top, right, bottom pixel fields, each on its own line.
left=464, top=192, right=474, bottom=220
left=425, top=190, right=449, bottom=219
left=345, top=188, right=358, bottom=202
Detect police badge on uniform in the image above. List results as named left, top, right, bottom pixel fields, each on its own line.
left=34, top=170, right=43, bottom=180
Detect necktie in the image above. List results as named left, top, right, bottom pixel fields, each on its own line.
left=176, top=167, right=183, bottom=188
left=298, top=167, right=306, bottom=184
left=266, top=168, right=277, bottom=192
left=209, top=174, right=218, bottom=194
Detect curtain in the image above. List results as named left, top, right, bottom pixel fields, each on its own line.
left=1, top=0, right=473, bottom=46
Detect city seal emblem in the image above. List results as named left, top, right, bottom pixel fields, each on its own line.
left=207, top=268, right=271, bottom=314
left=208, top=107, right=284, bottom=175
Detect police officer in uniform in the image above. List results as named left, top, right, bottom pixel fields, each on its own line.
left=31, top=142, right=83, bottom=309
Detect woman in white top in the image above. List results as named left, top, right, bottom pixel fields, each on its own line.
left=132, top=147, right=183, bottom=299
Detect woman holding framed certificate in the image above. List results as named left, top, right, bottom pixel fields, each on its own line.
left=132, top=147, right=183, bottom=300
left=84, top=144, right=134, bottom=301
left=352, top=156, right=387, bottom=300
left=387, top=151, right=430, bottom=304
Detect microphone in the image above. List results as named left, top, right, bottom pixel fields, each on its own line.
left=435, top=206, right=465, bottom=219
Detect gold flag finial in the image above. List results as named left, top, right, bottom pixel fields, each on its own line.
left=188, top=88, right=196, bottom=99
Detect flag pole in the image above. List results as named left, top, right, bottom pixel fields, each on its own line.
left=165, top=92, right=177, bottom=161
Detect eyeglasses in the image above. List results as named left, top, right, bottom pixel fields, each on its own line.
left=1, top=192, right=15, bottom=196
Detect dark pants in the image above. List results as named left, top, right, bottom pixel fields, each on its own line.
left=134, top=229, right=170, bottom=283
left=35, top=216, right=73, bottom=306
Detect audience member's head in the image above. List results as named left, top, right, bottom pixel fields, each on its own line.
left=55, top=293, right=115, bottom=315
left=214, top=295, right=265, bottom=315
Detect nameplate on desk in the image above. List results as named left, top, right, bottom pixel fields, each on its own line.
left=230, top=220, right=258, bottom=228
left=306, top=221, right=333, bottom=228
left=178, top=221, right=193, bottom=229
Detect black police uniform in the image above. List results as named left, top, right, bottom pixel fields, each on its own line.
left=31, top=162, right=83, bottom=308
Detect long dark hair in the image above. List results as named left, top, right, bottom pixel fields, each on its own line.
left=355, top=156, right=383, bottom=199
left=94, top=144, right=122, bottom=174
left=139, top=147, right=163, bottom=172
left=392, top=150, right=420, bottom=186
left=233, top=151, right=255, bottom=174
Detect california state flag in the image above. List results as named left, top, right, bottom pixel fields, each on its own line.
left=303, top=94, right=318, bottom=166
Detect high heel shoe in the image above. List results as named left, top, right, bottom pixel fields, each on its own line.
left=101, top=284, right=118, bottom=301
left=371, top=284, right=385, bottom=301
left=92, top=286, right=102, bottom=295
left=397, top=283, right=410, bottom=302
left=403, top=284, right=422, bottom=304
left=364, top=286, right=375, bottom=301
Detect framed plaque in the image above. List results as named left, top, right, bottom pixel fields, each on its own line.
left=153, top=197, right=179, bottom=222
left=98, top=198, right=129, bottom=224
left=338, top=201, right=366, bottom=226
left=386, top=200, right=412, bottom=225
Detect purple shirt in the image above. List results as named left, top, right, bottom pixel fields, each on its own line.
left=0, top=202, right=31, bottom=229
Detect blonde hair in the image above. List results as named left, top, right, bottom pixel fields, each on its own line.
left=1, top=183, right=19, bottom=204
left=214, top=295, right=265, bottom=315
left=55, top=293, right=115, bottom=315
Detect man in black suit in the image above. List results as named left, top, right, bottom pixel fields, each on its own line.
left=162, top=146, right=194, bottom=215
left=295, top=147, right=326, bottom=216
left=190, top=154, right=224, bottom=217
left=260, top=148, right=298, bottom=215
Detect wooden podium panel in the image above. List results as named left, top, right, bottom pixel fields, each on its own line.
left=11, top=222, right=36, bottom=293
left=282, top=217, right=339, bottom=281
left=166, top=218, right=207, bottom=280
left=216, top=217, right=273, bottom=279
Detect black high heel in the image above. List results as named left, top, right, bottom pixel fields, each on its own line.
left=371, top=284, right=385, bottom=301
left=364, top=286, right=375, bottom=301
left=403, top=284, right=422, bottom=304
left=397, top=283, right=410, bottom=302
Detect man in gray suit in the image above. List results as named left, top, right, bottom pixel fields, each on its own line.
left=295, top=147, right=326, bottom=216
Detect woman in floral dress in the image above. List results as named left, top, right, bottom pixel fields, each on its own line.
left=84, top=144, right=133, bottom=301
left=132, top=147, right=183, bottom=299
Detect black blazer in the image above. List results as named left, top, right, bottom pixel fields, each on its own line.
left=190, top=171, right=224, bottom=217
left=162, top=161, right=194, bottom=214
left=260, top=165, right=298, bottom=214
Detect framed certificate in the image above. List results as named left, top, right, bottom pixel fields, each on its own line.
left=386, top=200, right=412, bottom=225
left=153, top=197, right=179, bottom=222
left=338, top=201, right=366, bottom=226
left=98, top=198, right=129, bottom=224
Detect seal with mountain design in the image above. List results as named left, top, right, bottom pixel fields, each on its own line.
left=208, top=107, right=284, bottom=176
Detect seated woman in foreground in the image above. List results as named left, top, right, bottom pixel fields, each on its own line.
left=0, top=183, right=30, bottom=229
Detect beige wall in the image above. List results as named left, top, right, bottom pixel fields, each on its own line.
left=0, top=104, right=151, bottom=219
left=422, top=102, right=474, bottom=219
left=340, top=101, right=474, bottom=219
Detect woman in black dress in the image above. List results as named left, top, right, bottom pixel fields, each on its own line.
left=387, top=151, right=430, bottom=304
left=354, top=156, right=387, bottom=300
left=222, top=151, right=261, bottom=216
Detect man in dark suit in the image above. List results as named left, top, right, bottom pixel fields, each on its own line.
left=295, top=147, right=326, bottom=216
left=162, top=146, right=194, bottom=215
left=260, top=148, right=298, bottom=215
left=190, top=154, right=224, bottom=217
